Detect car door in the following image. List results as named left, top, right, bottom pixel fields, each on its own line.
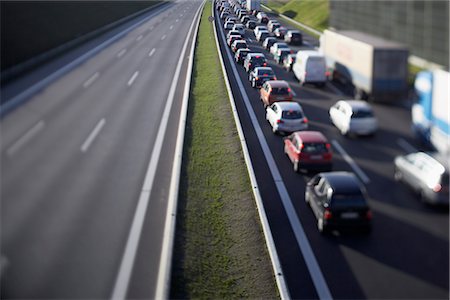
left=285, top=135, right=299, bottom=163
left=311, top=177, right=328, bottom=218
left=267, top=104, right=278, bottom=127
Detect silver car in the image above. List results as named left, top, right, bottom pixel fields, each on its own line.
left=394, top=152, right=449, bottom=205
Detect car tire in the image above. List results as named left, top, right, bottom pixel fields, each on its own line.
left=394, top=169, right=402, bottom=181
left=318, top=218, right=327, bottom=234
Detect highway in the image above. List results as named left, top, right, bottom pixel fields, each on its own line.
left=214, top=4, right=449, bottom=299
left=1, top=0, right=202, bottom=298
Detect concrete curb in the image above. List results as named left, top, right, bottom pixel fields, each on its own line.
left=212, top=4, right=290, bottom=300
left=1, top=1, right=167, bottom=83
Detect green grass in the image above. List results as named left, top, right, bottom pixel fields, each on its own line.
left=170, top=1, right=278, bottom=299
left=265, top=0, right=329, bottom=32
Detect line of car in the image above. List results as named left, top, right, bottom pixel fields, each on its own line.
left=215, top=0, right=448, bottom=234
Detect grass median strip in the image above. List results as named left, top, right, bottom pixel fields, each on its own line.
left=170, top=1, right=278, bottom=298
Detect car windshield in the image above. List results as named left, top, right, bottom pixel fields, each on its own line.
left=302, top=143, right=327, bottom=153
left=352, top=110, right=374, bottom=118
left=270, top=87, right=289, bottom=95
left=282, top=110, right=303, bottom=119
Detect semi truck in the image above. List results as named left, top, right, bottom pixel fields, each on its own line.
left=320, top=29, right=409, bottom=102
left=246, top=0, right=260, bottom=12
left=412, top=69, right=450, bottom=155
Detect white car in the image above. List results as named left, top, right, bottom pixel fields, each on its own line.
left=329, top=100, right=378, bottom=136
left=232, top=23, right=246, bottom=35
left=270, top=42, right=289, bottom=55
left=253, top=25, right=267, bottom=37
left=224, top=21, right=235, bottom=30
left=266, top=102, right=308, bottom=134
left=227, top=30, right=241, bottom=39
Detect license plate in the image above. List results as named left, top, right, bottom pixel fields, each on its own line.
left=341, top=212, right=359, bottom=219
left=310, top=155, right=322, bottom=160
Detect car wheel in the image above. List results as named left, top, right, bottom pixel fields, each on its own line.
left=272, top=125, right=278, bottom=134
left=317, top=218, right=326, bottom=234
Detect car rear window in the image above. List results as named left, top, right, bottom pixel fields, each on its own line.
left=301, top=143, right=327, bottom=153
left=331, top=194, right=367, bottom=207
left=277, top=44, right=289, bottom=49
left=251, top=57, right=266, bottom=64
left=270, top=87, right=289, bottom=95
left=352, top=110, right=374, bottom=118
left=282, top=110, right=303, bottom=119
left=291, top=33, right=302, bottom=38
left=258, top=69, right=274, bottom=76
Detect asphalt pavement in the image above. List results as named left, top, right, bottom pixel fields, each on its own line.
left=214, top=5, right=449, bottom=299
left=1, top=1, right=202, bottom=298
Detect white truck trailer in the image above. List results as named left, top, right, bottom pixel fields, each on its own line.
left=246, top=0, right=260, bottom=12
left=320, top=29, right=409, bottom=102
left=413, top=69, right=450, bottom=155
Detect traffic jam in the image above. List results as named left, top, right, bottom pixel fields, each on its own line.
left=213, top=0, right=448, bottom=296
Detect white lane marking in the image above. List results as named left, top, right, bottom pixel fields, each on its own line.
left=148, top=48, right=156, bottom=57
left=397, top=138, right=418, bottom=153
left=127, top=71, right=139, bottom=86
left=331, top=140, right=371, bottom=184
left=112, top=3, right=204, bottom=299
left=155, top=4, right=203, bottom=299
left=83, top=72, right=100, bottom=88
left=216, top=15, right=332, bottom=300
left=211, top=6, right=289, bottom=299
left=80, top=118, right=105, bottom=153
left=1, top=4, right=169, bottom=116
left=161, top=34, right=167, bottom=40
left=170, top=25, right=174, bottom=30
left=117, top=48, right=127, bottom=58
left=136, top=34, right=143, bottom=41
left=6, top=121, right=45, bottom=156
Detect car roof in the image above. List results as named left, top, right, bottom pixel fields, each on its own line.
left=274, top=42, right=288, bottom=46
left=248, top=53, right=265, bottom=57
left=408, top=152, right=448, bottom=173
left=265, top=80, right=289, bottom=87
left=237, top=48, right=250, bottom=53
left=275, top=101, right=301, bottom=111
left=255, top=67, right=273, bottom=72
left=293, top=131, right=327, bottom=143
left=319, top=172, right=363, bottom=194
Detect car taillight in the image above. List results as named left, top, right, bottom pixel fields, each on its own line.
left=433, top=184, right=442, bottom=192
left=324, top=209, right=332, bottom=220
left=303, top=117, right=308, bottom=123
left=287, top=88, right=292, bottom=93
left=325, top=71, right=331, bottom=77
left=326, top=143, right=331, bottom=149
left=366, top=210, right=373, bottom=220
left=276, top=119, right=284, bottom=124
left=263, top=62, right=267, bottom=66
left=273, top=76, right=277, bottom=80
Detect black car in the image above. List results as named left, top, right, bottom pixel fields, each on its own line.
left=285, top=30, right=303, bottom=45
left=305, top=172, right=372, bottom=234
left=248, top=67, right=276, bottom=88
left=246, top=20, right=257, bottom=29
left=243, top=53, right=267, bottom=72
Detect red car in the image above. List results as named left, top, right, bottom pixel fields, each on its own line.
left=284, top=131, right=333, bottom=172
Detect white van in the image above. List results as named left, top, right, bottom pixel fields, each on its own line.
left=292, top=50, right=327, bottom=87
